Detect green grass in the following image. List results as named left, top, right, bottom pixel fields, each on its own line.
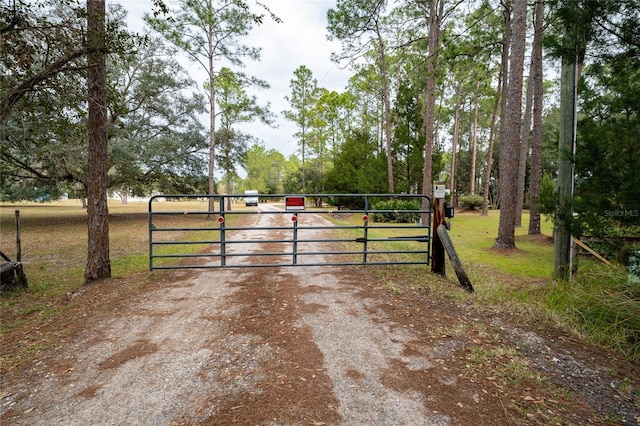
left=448, top=211, right=638, bottom=360
left=330, top=208, right=554, bottom=279
left=2, top=202, right=638, bottom=362
left=448, top=210, right=554, bottom=279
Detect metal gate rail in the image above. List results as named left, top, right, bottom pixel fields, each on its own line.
left=149, top=193, right=431, bottom=270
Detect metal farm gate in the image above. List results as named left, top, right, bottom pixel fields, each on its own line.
left=148, top=194, right=431, bottom=270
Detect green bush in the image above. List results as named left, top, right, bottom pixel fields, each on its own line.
left=371, top=199, right=422, bottom=223
left=457, top=195, right=484, bottom=210
left=326, top=196, right=364, bottom=210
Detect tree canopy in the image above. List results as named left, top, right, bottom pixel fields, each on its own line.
left=1, top=5, right=208, bottom=201
left=2, top=0, right=638, bottom=273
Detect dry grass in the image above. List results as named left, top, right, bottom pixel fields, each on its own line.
left=0, top=199, right=256, bottom=373
left=0, top=199, right=226, bottom=332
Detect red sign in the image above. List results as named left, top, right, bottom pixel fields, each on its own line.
left=285, top=196, right=306, bottom=211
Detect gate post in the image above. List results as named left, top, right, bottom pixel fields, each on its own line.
left=431, top=183, right=446, bottom=275
left=292, top=212, right=298, bottom=265
left=219, top=196, right=226, bottom=267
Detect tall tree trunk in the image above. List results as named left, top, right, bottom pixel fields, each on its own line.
left=495, top=0, right=526, bottom=249
left=225, top=128, right=233, bottom=211
left=318, top=129, right=325, bottom=204
left=495, top=2, right=512, bottom=211
left=223, top=119, right=234, bottom=211
left=378, top=33, right=395, bottom=193
left=515, top=70, right=534, bottom=226
left=225, top=173, right=232, bottom=210
left=450, top=86, right=462, bottom=206
left=301, top=129, right=306, bottom=193
left=528, top=0, right=544, bottom=235
left=482, top=14, right=509, bottom=216
left=208, top=48, right=217, bottom=218
left=84, top=0, right=111, bottom=284
left=435, top=89, right=444, bottom=152
left=421, top=0, right=444, bottom=224
left=481, top=90, right=500, bottom=216
left=470, top=81, right=480, bottom=196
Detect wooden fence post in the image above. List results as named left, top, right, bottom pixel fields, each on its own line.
left=431, top=197, right=445, bottom=275
left=0, top=210, right=28, bottom=291
left=15, top=210, right=22, bottom=262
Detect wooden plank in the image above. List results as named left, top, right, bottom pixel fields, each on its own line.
left=436, top=225, right=474, bottom=292
left=573, top=238, right=612, bottom=266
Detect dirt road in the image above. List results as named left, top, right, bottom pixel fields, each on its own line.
left=1, top=206, right=639, bottom=425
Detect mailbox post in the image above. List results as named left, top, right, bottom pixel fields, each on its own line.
left=432, top=183, right=447, bottom=275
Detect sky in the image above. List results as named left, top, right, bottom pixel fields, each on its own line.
left=116, top=0, right=353, bottom=159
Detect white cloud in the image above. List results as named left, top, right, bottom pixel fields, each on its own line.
left=114, top=0, right=352, bottom=159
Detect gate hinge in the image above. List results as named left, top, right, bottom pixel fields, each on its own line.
left=355, top=237, right=367, bottom=243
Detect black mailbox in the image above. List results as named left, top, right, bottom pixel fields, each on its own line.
left=444, top=204, right=455, bottom=218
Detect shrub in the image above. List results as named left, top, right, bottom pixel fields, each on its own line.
left=326, top=196, right=364, bottom=210
left=457, top=195, right=484, bottom=210
left=371, top=199, right=421, bottom=223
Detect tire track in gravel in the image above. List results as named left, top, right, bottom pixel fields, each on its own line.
left=2, top=204, right=450, bottom=425
left=204, top=208, right=451, bottom=425
left=286, top=213, right=450, bottom=426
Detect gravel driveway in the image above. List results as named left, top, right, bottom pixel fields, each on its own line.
left=2, top=205, right=638, bottom=425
